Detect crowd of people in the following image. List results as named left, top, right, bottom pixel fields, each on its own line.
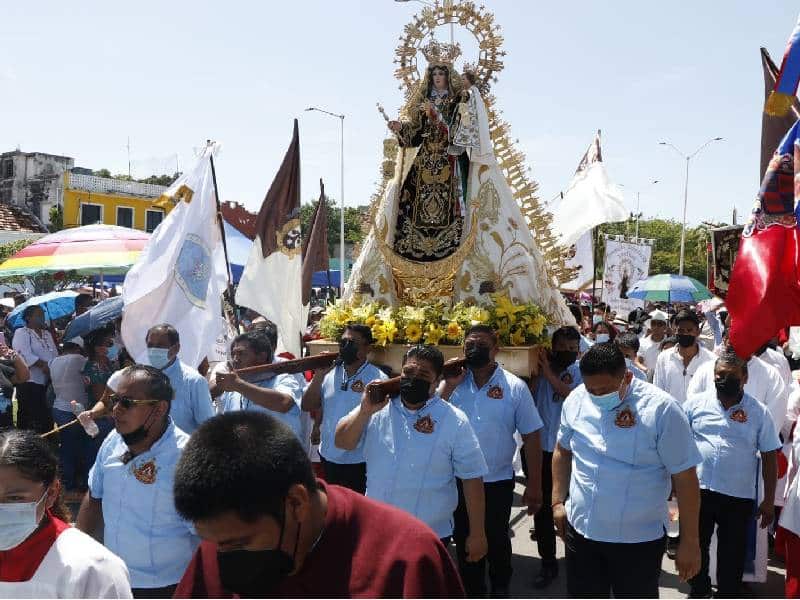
left=2, top=292, right=800, bottom=599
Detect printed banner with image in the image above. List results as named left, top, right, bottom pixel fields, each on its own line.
left=601, top=239, right=652, bottom=315
left=710, top=225, right=743, bottom=298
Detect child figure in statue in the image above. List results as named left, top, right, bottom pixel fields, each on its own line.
left=449, top=71, right=481, bottom=156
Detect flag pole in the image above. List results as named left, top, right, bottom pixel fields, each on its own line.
left=208, top=144, right=240, bottom=333
left=591, top=226, right=599, bottom=316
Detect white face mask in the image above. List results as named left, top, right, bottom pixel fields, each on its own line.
left=0, top=490, right=47, bottom=551
left=595, top=333, right=610, bottom=344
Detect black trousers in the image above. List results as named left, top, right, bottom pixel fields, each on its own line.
left=689, top=489, right=754, bottom=598
left=16, top=382, right=51, bottom=434
left=131, top=584, right=177, bottom=599
left=533, top=450, right=557, bottom=567
left=565, top=522, right=665, bottom=598
left=453, top=478, right=515, bottom=597
left=319, top=456, right=366, bottom=494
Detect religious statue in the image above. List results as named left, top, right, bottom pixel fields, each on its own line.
left=344, top=5, right=572, bottom=325
left=388, top=63, right=469, bottom=261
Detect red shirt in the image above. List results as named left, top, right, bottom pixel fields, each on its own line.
left=174, top=482, right=465, bottom=598
left=0, top=512, right=71, bottom=582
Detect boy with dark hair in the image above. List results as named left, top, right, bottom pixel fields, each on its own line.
left=615, top=332, right=648, bottom=380
left=442, top=324, right=543, bottom=597
left=302, top=323, right=386, bottom=493
left=552, top=343, right=703, bottom=597
left=336, top=345, right=488, bottom=553
left=684, top=352, right=780, bottom=598
left=529, top=326, right=583, bottom=588
left=173, top=412, right=465, bottom=598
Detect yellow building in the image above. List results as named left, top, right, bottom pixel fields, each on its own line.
left=62, top=171, right=174, bottom=232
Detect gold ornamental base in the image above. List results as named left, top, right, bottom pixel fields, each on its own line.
left=307, top=340, right=541, bottom=378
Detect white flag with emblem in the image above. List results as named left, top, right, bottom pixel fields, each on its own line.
left=122, top=144, right=228, bottom=368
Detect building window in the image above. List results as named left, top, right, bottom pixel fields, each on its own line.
left=145, top=209, right=164, bottom=233
left=80, top=203, right=103, bottom=226
left=1, top=161, right=12, bottom=179
left=116, top=206, right=133, bottom=228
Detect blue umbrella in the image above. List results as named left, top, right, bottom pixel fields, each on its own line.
left=626, top=274, right=712, bottom=304
left=63, top=296, right=123, bottom=341
left=6, top=291, right=79, bottom=330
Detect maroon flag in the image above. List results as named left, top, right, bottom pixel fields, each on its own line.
left=301, top=180, right=329, bottom=305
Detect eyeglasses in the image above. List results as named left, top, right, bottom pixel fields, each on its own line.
left=108, top=394, right=160, bottom=410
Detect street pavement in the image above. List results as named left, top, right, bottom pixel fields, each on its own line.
left=500, top=484, right=786, bottom=598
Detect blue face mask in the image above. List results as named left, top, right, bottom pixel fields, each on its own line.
left=588, top=381, right=626, bottom=411
left=107, top=343, right=120, bottom=362
left=147, top=347, right=171, bottom=370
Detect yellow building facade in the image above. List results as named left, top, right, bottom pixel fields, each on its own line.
left=62, top=171, right=174, bottom=232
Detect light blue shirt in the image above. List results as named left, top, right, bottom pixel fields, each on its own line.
left=684, top=390, right=781, bottom=500
left=359, top=395, right=488, bottom=538
left=626, top=359, right=647, bottom=381
left=450, top=366, right=543, bottom=482
left=220, top=373, right=304, bottom=441
left=558, top=378, right=701, bottom=543
left=319, top=362, right=388, bottom=464
left=88, top=419, right=198, bottom=588
left=534, top=362, right=583, bottom=452
left=162, top=360, right=214, bottom=435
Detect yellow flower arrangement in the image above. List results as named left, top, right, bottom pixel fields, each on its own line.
left=317, top=294, right=551, bottom=347
left=404, top=321, right=423, bottom=343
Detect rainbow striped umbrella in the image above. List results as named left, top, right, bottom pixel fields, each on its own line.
left=0, top=224, right=150, bottom=277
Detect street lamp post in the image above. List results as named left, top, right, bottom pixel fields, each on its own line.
left=305, top=107, right=346, bottom=289
left=658, top=137, right=723, bottom=275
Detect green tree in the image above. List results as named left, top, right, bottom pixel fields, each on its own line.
left=299, top=197, right=366, bottom=257
left=595, top=218, right=711, bottom=283
left=48, top=205, right=63, bottom=232
left=92, top=169, right=180, bottom=187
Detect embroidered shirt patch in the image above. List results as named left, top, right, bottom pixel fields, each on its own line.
left=414, top=415, right=435, bottom=434
left=615, top=406, right=636, bottom=428
left=350, top=380, right=364, bottom=393
left=487, top=385, right=503, bottom=399
left=730, top=409, right=748, bottom=423
left=132, top=459, right=157, bottom=485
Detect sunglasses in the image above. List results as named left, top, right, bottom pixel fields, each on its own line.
left=109, top=394, right=160, bottom=410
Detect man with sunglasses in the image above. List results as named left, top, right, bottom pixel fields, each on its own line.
left=76, top=365, right=199, bottom=599
left=302, top=324, right=387, bottom=494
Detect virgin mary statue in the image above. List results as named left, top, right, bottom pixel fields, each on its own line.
left=345, top=51, right=572, bottom=324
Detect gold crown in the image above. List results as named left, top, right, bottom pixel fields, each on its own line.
left=420, top=39, right=461, bottom=66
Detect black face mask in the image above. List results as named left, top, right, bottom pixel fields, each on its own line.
left=119, top=406, right=157, bottom=447
left=677, top=334, right=696, bottom=348
left=715, top=375, right=742, bottom=400
left=552, top=350, right=578, bottom=369
left=465, top=344, right=491, bottom=368
left=217, top=509, right=299, bottom=598
left=338, top=339, right=359, bottom=365
left=399, top=376, right=430, bottom=406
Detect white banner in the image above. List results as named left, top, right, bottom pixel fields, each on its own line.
left=601, top=239, right=652, bottom=315
left=560, top=231, right=594, bottom=292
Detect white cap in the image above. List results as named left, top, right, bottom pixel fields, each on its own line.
left=648, top=309, right=669, bottom=323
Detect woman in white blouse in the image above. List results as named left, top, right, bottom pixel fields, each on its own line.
left=11, top=305, right=58, bottom=434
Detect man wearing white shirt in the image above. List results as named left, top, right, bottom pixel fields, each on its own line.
left=653, top=309, right=716, bottom=405
left=760, top=342, right=793, bottom=391
left=638, top=309, right=669, bottom=375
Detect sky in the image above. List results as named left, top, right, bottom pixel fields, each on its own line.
left=1, top=1, right=798, bottom=229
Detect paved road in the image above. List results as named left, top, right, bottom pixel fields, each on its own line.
left=501, top=485, right=786, bottom=598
